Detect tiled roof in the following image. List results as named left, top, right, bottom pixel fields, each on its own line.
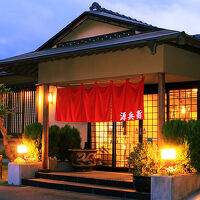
left=192, top=34, right=200, bottom=40
left=88, top=2, right=155, bottom=28
left=0, top=30, right=182, bottom=65
left=37, top=2, right=161, bottom=51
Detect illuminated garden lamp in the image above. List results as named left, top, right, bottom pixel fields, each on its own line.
left=161, top=148, right=176, bottom=160
left=17, top=145, right=28, bottom=160
left=17, top=145, right=28, bottom=154
left=48, top=92, right=53, bottom=104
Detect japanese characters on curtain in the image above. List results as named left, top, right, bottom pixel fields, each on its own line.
left=55, top=77, right=144, bottom=122
left=112, top=78, right=144, bottom=121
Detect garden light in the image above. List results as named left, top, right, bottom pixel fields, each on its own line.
left=17, top=145, right=28, bottom=154
left=161, top=148, right=176, bottom=160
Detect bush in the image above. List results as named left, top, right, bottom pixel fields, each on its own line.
left=23, top=122, right=43, bottom=161
left=187, top=121, right=200, bottom=171
left=23, top=123, right=81, bottom=162
left=162, top=120, right=189, bottom=144
left=57, top=125, right=81, bottom=161
left=49, top=125, right=60, bottom=158
left=128, top=142, right=159, bottom=176
left=162, top=119, right=200, bottom=172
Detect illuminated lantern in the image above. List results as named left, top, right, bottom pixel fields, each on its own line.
left=17, top=145, right=28, bottom=154
left=161, top=148, right=176, bottom=160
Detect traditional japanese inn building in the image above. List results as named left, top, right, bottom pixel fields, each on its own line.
left=0, top=2, right=200, bottom=170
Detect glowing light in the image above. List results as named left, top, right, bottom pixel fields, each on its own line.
left=17, top=145, right=28, bottom=154
left=161, top=149, right=176, bottom=160
left=192, top=88, right=198, bottom=92
left=181, top=107, right=186, bottom=114
left=123, top=145, right=126, bottom=149
left=48, top=92, right=53, bottom=104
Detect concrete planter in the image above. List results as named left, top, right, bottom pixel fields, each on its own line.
left=151, top=173, right=200, bottom=200
left=8, top=162, right=41, bottom=185
left=69, top=149, right=97, bottom=171
left=49, top=157, right=72, bottom=172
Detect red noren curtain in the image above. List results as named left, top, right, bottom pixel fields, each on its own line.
left=55, top=78, right=144, bottom=122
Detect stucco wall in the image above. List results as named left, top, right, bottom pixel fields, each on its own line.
left=38, top=45, right=164, bottom=84
left=164, top=44, right=200, bottom=80
left=59, top=19, right=128, bottom=43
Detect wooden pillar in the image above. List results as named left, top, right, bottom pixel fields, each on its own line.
left=42, top=84, right=49, bottom=169
left=158, top=72, right=165, bottom=148
left=35, top=86, right=39, bottom=122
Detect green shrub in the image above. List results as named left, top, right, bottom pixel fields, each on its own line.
left=187, top=121, right=200, bottom=172
left=128, top=142, right=159, bottom=176
left=49, top=125, right=60, bottom=158
left=162, top=120, right=189, bottom=144
left=57, top=125, right=81, bottom=161
left=23, top=123, right=81, bottom=162
left=162, top=119, right=200, bottom=172
left=23, top=122, right=43, bottom=161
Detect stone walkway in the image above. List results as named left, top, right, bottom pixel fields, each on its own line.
left=0, top=185, right=126, bottom=200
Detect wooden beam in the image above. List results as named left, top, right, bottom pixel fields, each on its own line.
left=158, top=72, right=165, bottom=148
left=42, top=84, right=49, bottom=169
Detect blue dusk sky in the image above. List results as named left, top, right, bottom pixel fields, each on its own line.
left=0, top=0, right=200, bottom=60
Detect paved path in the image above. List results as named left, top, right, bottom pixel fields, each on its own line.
left=0, top=185, right=124, bottom=200
left=186, top=190, right=200, bottom=200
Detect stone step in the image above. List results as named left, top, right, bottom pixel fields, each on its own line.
left=22, top=178, right=150, bottom=200
left=35, top=171, right=133, bottom=189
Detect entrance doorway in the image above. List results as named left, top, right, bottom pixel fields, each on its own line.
left=91, top=94, right=159, bottom=168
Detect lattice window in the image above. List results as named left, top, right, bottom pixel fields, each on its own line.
left=3, top=90, right=36, bottom=137
left=169, top=89, right=197, bottom=121
left=91, top=122, right=113, bottom=167
left=143, top=94, right=158, bottom=144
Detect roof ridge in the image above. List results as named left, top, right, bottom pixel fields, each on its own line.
left=89, top=2, right=151, bottom=26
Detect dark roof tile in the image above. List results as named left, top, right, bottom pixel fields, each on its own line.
left=89, top=2, right=155, bottom=27
left=192, top=34, right=200, bottom=40
left=0, top=30, right=181, bottom=65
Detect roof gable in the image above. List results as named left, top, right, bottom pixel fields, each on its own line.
left=57, top=19, right=128, bottom=44
left=37, top=2, right=161, bottom=51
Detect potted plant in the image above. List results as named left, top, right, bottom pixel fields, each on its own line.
left=128, top=142, right=159, bottom=193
